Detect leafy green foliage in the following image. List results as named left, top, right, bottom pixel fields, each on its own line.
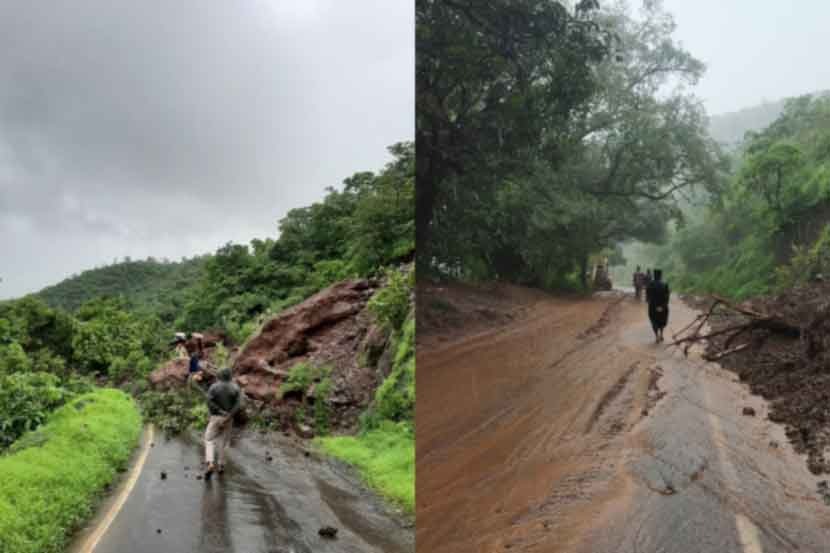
left=0, top=389, right=142, bottom=553
left=0, top=372, right=71, bottom=450
left=108, top=350, right=154, bottom=382
left=0, top=342, right=32, bottom=374
left=419, top=1, right=723, bottom=290
left=313, top=377, right=333, bottom=435
left=368, top=267, right=414, bottom=331
left=371, top=317, right=415, bottom=424
left=280, top=363, right=331, bottom=397
left=137, top=389, right=208, bottom=435
left=70, top=297, right=159, bottom=374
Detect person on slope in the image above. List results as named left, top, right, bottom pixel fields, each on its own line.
left=645, top=269, right=670, bottom=343
left=633, top=265, right=645, bottom=300
left=188, top=350, right=204, bottom=386
left=204, top=367, right=242, bottom=479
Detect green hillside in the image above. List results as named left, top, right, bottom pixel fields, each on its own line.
left=707, top=91, right=829, bottom=148
left=36, top=257, right=208, bottom=324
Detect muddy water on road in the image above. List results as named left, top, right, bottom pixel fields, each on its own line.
left=87, top=431, right=412, bottom=553
left=417, top=291, right=830, bottom=552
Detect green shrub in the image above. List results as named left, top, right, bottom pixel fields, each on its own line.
left=137, top=389, right=207, bottom=435
left=0, top=372, right=71, bottom=450
left=225, top=318, right=258, bottom=346
left=0, top=389, right=142, bottom=553
left=776, top=223, right=830, bottom=289
left=71, top=317, right=142, bottom=374
left=373, top=317, right=415, bottom=423
left=268, top=294, right=306, bottom=315
left=310, top=259, right=352, bottom=290
left=29, top=349, right=67, bottom=374
left=0, top=342, right=32, bottom=375
left=107, top=350, right=154, bottom=381
left=313, top=376, right=333, bottom=435
left=279, top=362, right=331, bottom=396
left=212, top=342, right=230, bottom=369
left=295, top=404, right=307, bottom=426
left=368, top=267, right=413, bottom=332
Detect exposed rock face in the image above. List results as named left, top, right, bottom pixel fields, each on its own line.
left=231, top=279, right=386, bottom=432
left=234, top=280, right=373, bottom=375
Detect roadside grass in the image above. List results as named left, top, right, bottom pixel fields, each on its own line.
left=318, top=421, right=414, bottom=513
left=0, top=388, right=142, bottom=553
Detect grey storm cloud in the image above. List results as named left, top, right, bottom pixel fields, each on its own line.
left=0, top=0, right=414, bottom=298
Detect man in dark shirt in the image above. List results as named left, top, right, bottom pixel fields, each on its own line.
left=645, top=269, right=670, bottom=343
left=188, top=351, right=203, bottom=385
left=204, top=367, right=241, bottom=478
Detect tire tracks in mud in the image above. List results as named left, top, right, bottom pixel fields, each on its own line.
left=585, top=362, right=639, bottom=435
left=503, top=297, right=668, bottom=550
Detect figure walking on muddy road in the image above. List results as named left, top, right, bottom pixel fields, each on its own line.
left=645, top=269, right=670, bottom=343
left=632, top=265, right=645, bottom=300
left=204, top=367, right=241, bottom=480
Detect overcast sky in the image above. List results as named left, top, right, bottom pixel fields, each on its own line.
left=662, top=0, right=830, bottom=115
left=0, top=1, right=413, bottom=299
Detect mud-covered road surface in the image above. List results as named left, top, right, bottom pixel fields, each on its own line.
left=74, top=431, right=413, bottom=553
left=417, top=291, right=830, bottom=552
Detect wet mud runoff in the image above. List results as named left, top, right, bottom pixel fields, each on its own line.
left=86, top=431, right=412, bottom=553
left=417, top=290, right=830, bottom=552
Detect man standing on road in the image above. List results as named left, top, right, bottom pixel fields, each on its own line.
left=645, top=269, right=670, bottom=343
left=204, top=367, right=241, bottom=479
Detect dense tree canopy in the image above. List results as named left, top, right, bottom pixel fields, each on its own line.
left=418, top=1, right=722, bottom=288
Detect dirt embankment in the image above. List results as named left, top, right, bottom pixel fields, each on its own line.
left=150, top=278, right=401, bottom=436
left=688, top=281, right=830, bottom=474
left=417, top=280, right=553, bottom=350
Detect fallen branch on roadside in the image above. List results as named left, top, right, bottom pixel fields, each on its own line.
left=672, top=295, right=800, bottom=359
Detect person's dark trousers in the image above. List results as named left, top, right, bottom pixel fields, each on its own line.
left=648, top=305, right=669, bottom=333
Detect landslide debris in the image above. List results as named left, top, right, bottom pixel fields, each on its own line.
left=149, top=277, right=401, bottom=437
left=681, top=281, right=830, bottom=474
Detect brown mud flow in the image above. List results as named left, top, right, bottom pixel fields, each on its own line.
left=417, top=285, right=830, bottom=553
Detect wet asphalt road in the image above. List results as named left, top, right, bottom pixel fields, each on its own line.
left=581, top=298, right=830, bottom=553
left=89, top=431, right=413, bottom=553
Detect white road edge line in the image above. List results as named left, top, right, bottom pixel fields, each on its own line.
left=79, top=424, right=155, bottom=553
left=702, top=385, right=764, bottom=553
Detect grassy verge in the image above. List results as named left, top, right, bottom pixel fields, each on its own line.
left=317, top=421, right=414, bottom=513
left=0, top=388, right=142, bottom=553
